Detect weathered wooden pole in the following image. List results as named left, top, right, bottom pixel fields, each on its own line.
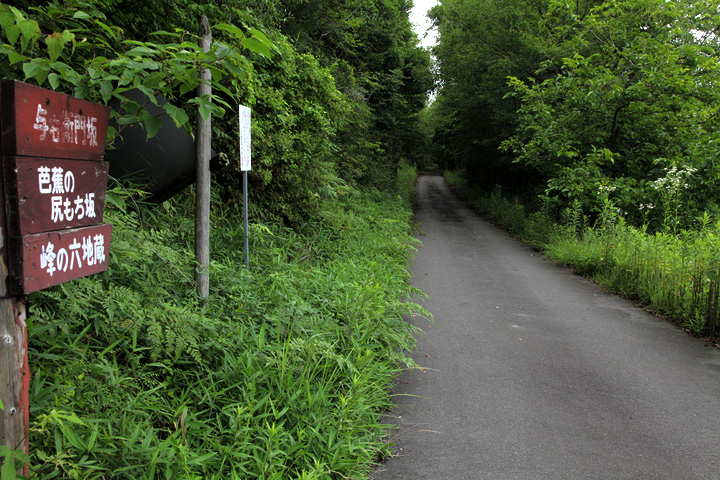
left=0, top=83, right=28, bottom=476
left=0, top=296, right=29, bottom=473
left=195, top=15, right=212, bottom=299
left=0, top=85, right=28, bottom=475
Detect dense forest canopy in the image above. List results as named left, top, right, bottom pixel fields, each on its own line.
left=1, top=0, right=433, bottom=223
left=428, top=0, right=720, bottom=230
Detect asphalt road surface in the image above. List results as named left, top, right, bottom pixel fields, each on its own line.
left=371, top=174, right=720, bottom=480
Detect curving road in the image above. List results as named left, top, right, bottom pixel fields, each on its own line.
left=372, top=174, right=720, bottom=479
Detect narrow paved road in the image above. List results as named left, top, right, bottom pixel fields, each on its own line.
left=372, top=175, right=720, bottom=479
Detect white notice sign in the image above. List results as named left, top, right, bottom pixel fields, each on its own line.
left=239, top=105, right=251, bottom=171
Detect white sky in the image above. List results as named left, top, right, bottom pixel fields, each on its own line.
left=410, top=0, right=439, bottom=49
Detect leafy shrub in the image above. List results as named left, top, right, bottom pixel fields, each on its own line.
left=24, top=182, right=425, bottom=479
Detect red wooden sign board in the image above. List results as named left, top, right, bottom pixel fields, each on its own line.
left=0, top=80, right=113, bottom=295
left=0, top=80, right=110, bottom=160
left=4, top=156, right=109, bottom=235
left=16, top=223, right=112, bottom=294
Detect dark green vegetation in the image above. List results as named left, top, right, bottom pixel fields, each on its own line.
left=19, top=170, right=424, bottom=479
left=428, top=0, right=720, bottom=229
left=2, top=0, right=433, bottom=222
left=0, top=0, right=433, bottom=478
left=429, top=0, right=720, bottom=340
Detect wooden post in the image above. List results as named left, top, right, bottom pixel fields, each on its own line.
left=0, top=82, right=28, bottom=473
left=0, top=297, right=28, bottom=474
left=195, top=15, right=211, bottom=299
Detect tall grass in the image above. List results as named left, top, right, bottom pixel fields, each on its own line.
left=18, top=170, right=425, bottom=479
left=445, top=170, right=720, bottom=340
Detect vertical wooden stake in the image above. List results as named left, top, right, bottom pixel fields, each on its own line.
left=0, top=82, right=29, bottom=474
left=195, top=15, right=212, bottom=299
left=0, top=296, right=29, bottom=475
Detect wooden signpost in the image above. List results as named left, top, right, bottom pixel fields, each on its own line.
left=0, top=80, right=112, bottom=472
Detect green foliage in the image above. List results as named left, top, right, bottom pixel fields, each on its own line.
left=24, top=180, right=425, bottom=479
left=427, top=0, right=592, bottom=190
left=271, top=0, right=434, bottom=186
left=0, top=1, right=433, bottom=223
left=502, top=0, right=720, bottom=227
left=1, top=445, right=28, bottom=480
left=234, top=42, right=346, bottom=223
left=396, top=162, right=418, bottom=204
left=0, top=1, right=275, bottom=143
left=428, top=0, right=720, bottom=232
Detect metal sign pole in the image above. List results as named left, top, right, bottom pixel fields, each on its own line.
left=243, top=170, right=249, bottom=269
left=239, top=105, right=251, bottom=269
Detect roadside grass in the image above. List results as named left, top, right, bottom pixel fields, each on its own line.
left=444, top=170, right=720, bottom=341
left=20, top=166, right=425, bottom=479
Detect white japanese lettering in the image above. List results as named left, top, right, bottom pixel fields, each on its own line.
left=73, top=114, right=84, bottom=145
left=86, top=117, right=98, bottom=146
left=63, top=171, right=75, bottom=193
left=33, top=104, right=49, bottom=140
left=69, top=238, right=82, bottom=270
left=38, top=166, right=52, bottom=194
left=61, top=112, right=73, bottom=145
left=85, top=193, right=96, bottom=218
left=82, top=236, right=95, bottom=266
left=74, top=195, right=85, bottom=220
left=49, top=115, right=60, bottom=143
left=63, top=197, right=74, bottom=221
left=56, top=248, right=69, bottom=273
left=93, top=234, right=106, bottom=264
left=40, top=242, right=56, bottom=276
left=51, top=167, right=64, bottom=194
left=32, top=104, right=100, bottom=146
left=50, top=196, right=64, bottom=222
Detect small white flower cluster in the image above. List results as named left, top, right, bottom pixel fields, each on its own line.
left=650, top=165, right=697, bottom=193
left=598, top=184, right=616, bottom=193
left=639, top=203, right=655, bottom=211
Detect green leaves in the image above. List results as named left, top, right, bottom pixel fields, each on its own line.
left=214, top=24, right=277, bottom=59
left=494, top=0, right=720, bottom=224
left=142, top=112, right=163, bottom=139
left=0, top=5, right=14, bottom=29
left=25, top=173, right=423, bottom=478
left=45, top=29, right=74, bottom=61
left=163, top=103, right=190, bottom=128
left=0, top=3, right=275, bottom=144
left=188, top=95, right=223, bottom=122
left=1, top=446, right=18, bottom=480
left=22, top=57, right=50, bottom=84
left=0, top=5, right=30, bottom=49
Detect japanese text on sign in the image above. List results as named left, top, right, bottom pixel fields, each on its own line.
left=33, top=104, right=99, bottom=147
left=239, top=105, right=251, bottom=171
left=39, top=233, right=106, bottom=277
left=36, top=165, right=97, bottom=224
left=18, top=224, right=113, bottom=295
